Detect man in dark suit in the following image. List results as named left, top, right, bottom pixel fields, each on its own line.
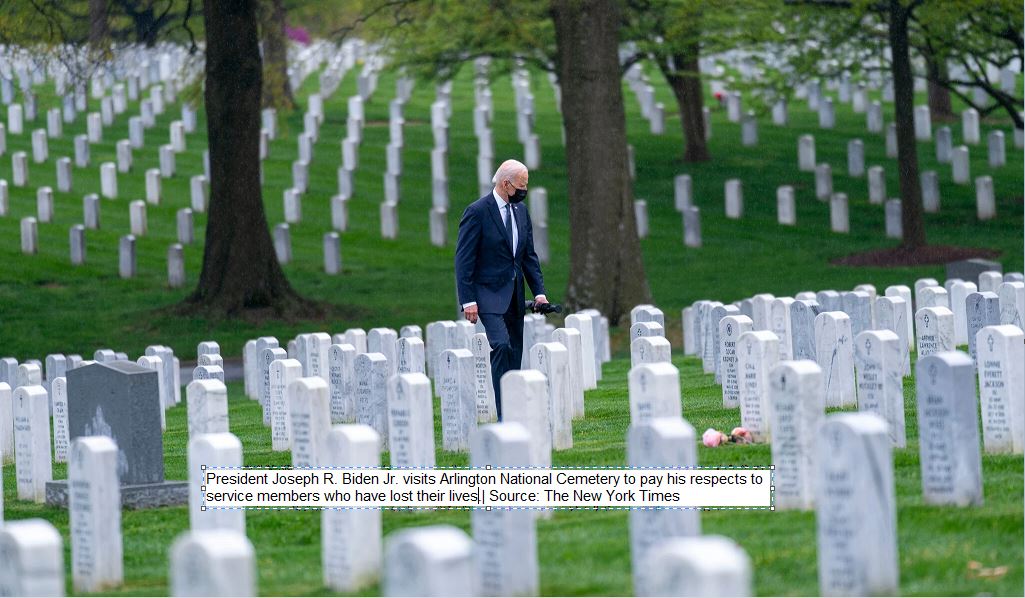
left=455, top=159, right=547, bottom=420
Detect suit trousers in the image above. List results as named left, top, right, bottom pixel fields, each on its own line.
left=477, top=291, right=523, bottom=421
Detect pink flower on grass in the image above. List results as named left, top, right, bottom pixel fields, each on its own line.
left=730, top=427, right=753, bottom=444
left=702, top=428, right=727, bottom=447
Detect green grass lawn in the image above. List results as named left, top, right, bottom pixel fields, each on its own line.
left=0, top=60, right=1020, bottom=361
left=0, top=56, right=1022, bottom=596
left=3, top=351, right=1022, bottom=596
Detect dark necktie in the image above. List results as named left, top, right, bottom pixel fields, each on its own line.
left=504, top=204, right=514, bottom=253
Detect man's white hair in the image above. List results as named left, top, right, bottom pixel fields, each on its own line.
left=491, top=159, right=528, bottom=185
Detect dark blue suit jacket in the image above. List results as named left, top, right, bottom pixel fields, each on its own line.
left=455, top=192, right=546, bottom=314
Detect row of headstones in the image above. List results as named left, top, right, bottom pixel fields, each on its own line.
left=0, top=343, right=189, bottom=461
left=1, top=340, right=225, bottom=524
left=9, top=166, right=205, bottom=228
left=624, top=63, right=669, bottom=136
left=17, top=215, right=189, bottom=285
left=5, top=73, right=207, bottom=280
left=9, top=43, right=359, bottom=275
left=0, top=43, right=212, bottom=253
left=625, top=329, right=911, bottom=597
left=715, top=48, right=1020, bottom=130
left=2, top=326, right=958, bottom=597
left=667, top=273, right=1024, bottom=450
left=238, top=309, right=609, bottom=460
left=4, top=67, right=183, bottom=135
left=1, top=95, right=204, bottom=203
left=754, top=348, right=1011, bottom=510
left=189, top=349, right=730, bottom=597
left=1, top=413, right=754, bottom=597
left=267, top=58, right=425, bottom=249
left=270, top=66, right=556, bottom=263
left=3, top=92, right=200, bottom=197
left=656, top=141, right=1002, bottom=249
left=796, top=131, right=1005, bottom=220
left=727, top=82, right=1022, bottom=150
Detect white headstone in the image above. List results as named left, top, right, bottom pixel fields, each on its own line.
left=354, top=353, right=390, bottom=450
left=975, top=175, right=995, bottom=220
left=976, top=325, right=1024, bottom=454
left=383, top=526, right=474, bottom=597
left=500, top=370, right=551, bottom=468
left=170, top=530, right=256, bottom=597
left=815, top=413, right=899, bottom=596
left=915, top=352, right=983, bottom=505
left=814, top=312, right=856, bottom=408
left=68, top=436, right=123, bottom=592
left=770, top=360, right=823, bottom=510
left=628, top=417, right=701, bottom=596
left=0, top=519, right=65, bottom=595
left=853, top=330, right=906, bottom=447
left=468, top=334, right=497, bottom=422
left=724, top=179, right=743, bottom=219
left=289, top=377, right=332, bottom=467
left=643, top=536, right=752, bottom=598
left=388, top=373, right=436, bottom=468
left=13, top=384, right=51, bottom=501
left=628, top=362, right=682, bottom=424
left=798, top=134, right=816, bottom=171
left=951, top=145, right=970, bottom=183
left=321, top=424, right=381, bottom=592
left=829, top=193, right=849, bottom=233
left=186, top=379, right=229, bottom=438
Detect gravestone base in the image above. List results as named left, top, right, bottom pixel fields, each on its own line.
left=45, top=480, right=188, bottom=509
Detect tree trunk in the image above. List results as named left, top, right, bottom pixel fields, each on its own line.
left=551, top=0, right=651, bottom=324
left=190, top=0, right=306, bottom=315
left=888, top=0, right=926, bottom=249
left=132, top=7, right=160, bottom=48
left=260, top=0, right=295, bottom=110
left=659, top=47, right=710, bottom=162
left=89, top=0, right=109, bottom=50
left=925, top=52, right=954, bottom=121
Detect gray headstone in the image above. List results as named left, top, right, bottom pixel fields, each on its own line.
left=946, top=258, right=1001, bottom=283
left=790, top=300, right=821, bottom=361
left=965, top=292, right=1000, bottom=365
left=67, top=361, right=163, bottom=485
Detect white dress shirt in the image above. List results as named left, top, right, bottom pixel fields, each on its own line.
left=495, top=188, right=519, bottom=255
left=462, top=188, right=545, bottom=310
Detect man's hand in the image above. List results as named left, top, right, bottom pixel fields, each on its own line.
left=534, top=295, right=549, bottom=305
left=464, top=304, right=479, bottom=324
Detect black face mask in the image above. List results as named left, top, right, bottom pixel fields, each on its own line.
left=509, top=186, right=528, bottom=203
